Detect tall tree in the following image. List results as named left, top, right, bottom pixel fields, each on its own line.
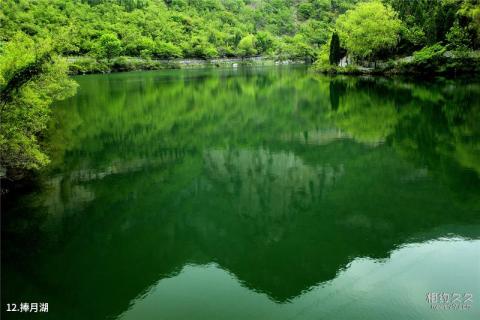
left=95, top=33, right=122, bottom=60
left=458, top=0, right=480, bottom=49
left=336, top=0, right=402, bottom=61
left=329, top=32, right=342, bottom=65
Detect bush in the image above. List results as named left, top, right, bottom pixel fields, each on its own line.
left=255, top=31, right=275, bottom=55
left=312, top=43, right=331, bottom=71
left=94, top=33, right=122, bottom=60
left=153, top=41, right=183, bottom=59
left=396, top=44, right=480, bottom=74
left=183, top=36, right=219, bottom=59
left=237, top=35, right=257, bottom=58
left=68, top=57, right=109, bottom=74
left=446, top=21, right=471, bottom=50
left=413, top=43, right=446, bottom=63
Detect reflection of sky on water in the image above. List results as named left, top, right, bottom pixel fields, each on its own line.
left=119, top=239, right=480, bottom=320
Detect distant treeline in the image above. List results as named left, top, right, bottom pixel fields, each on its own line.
left=1, top=0, right=479, bottom=62
left=0, top=0, right=358, bottom=61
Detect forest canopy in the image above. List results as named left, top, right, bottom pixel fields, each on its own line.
left=1, top=0, right=478, bottom=63
left=335, top=1, right=402, bottom=60
left=0, top=0, right=359, bottom=61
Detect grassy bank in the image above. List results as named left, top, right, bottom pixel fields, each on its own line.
left=314, top=50, right=480, bottom=76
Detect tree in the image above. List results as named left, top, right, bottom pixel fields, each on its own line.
left=329, top=32, right=342, bottom=65
left=298, top=2, right=314, bottom=20
left=278, top=34, right=316, bottom=61
left=434, top=1, right=458, bottom=43
left=185, top=36, right=218, bottom=59
left=255, top=31, right=276, bottom=55
left=95, top=33, right=122, bottom=60
left=336, top=0, right=402, bottom=61
left=0, top=33, right=77, bottom=176
left=458, top=0, right=480, bottom=49
left=400, top=24, right=427, bottom=52
left=237, top=35, right=257, bottom=58
left=446, top=21, right=471, bottom=50
left=154, top=40, right=183, bottom=59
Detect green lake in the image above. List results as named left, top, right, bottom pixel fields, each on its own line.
left=2, top=66, right=480, bottom=319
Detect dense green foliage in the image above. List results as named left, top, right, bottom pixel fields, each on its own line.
left=336, top=0, right=402, bottom=60
left=2, top=0, right=477, bottom=67
left=329, top=32, right=342, bottom=65
left=314, top=0, right=480, bottom=71
left=0, top=33, right=77, bottom=175
left=0, top=0, right=357, bottom=177
left=237, top=34, right=257, bottom=57
left=386, top=0, right=480, bottom=51
left=0, top=0, right=359, bottom=62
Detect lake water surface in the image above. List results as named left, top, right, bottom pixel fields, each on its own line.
left=2, top=66, right=480, bottom=319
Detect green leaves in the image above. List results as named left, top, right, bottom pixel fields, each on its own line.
left=336, top=0, right=402, bottom=59
left=446, top=21, right=471, bottom=50
left=0, top=0, right=336, bottom=61
left=154, top=40, right=183, bottom=59
left=0, top=33, right=77, bottom=173
left=329, top=32, right=341, bottom=65
left=413, top=43, right=446, bottom=63
left=237, top=35, right=257, bottom=57
left=94, top=33, right=122, bottom=60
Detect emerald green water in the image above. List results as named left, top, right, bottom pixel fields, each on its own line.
left=2, top=66, right=480, bottom=319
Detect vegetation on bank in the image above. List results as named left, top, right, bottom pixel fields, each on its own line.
left=67, top=56, right=300, bottom=74
left=2, top=0, right=479, bottom=73
left=0, top=34, right=77, bottom=178
left=1, top=0, right=480, bottom=179
left=1, top=0, right=353, bottom=62
left=315, top=49, right=480, bottom=75
left=313, top=0, right=480, bottom=73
